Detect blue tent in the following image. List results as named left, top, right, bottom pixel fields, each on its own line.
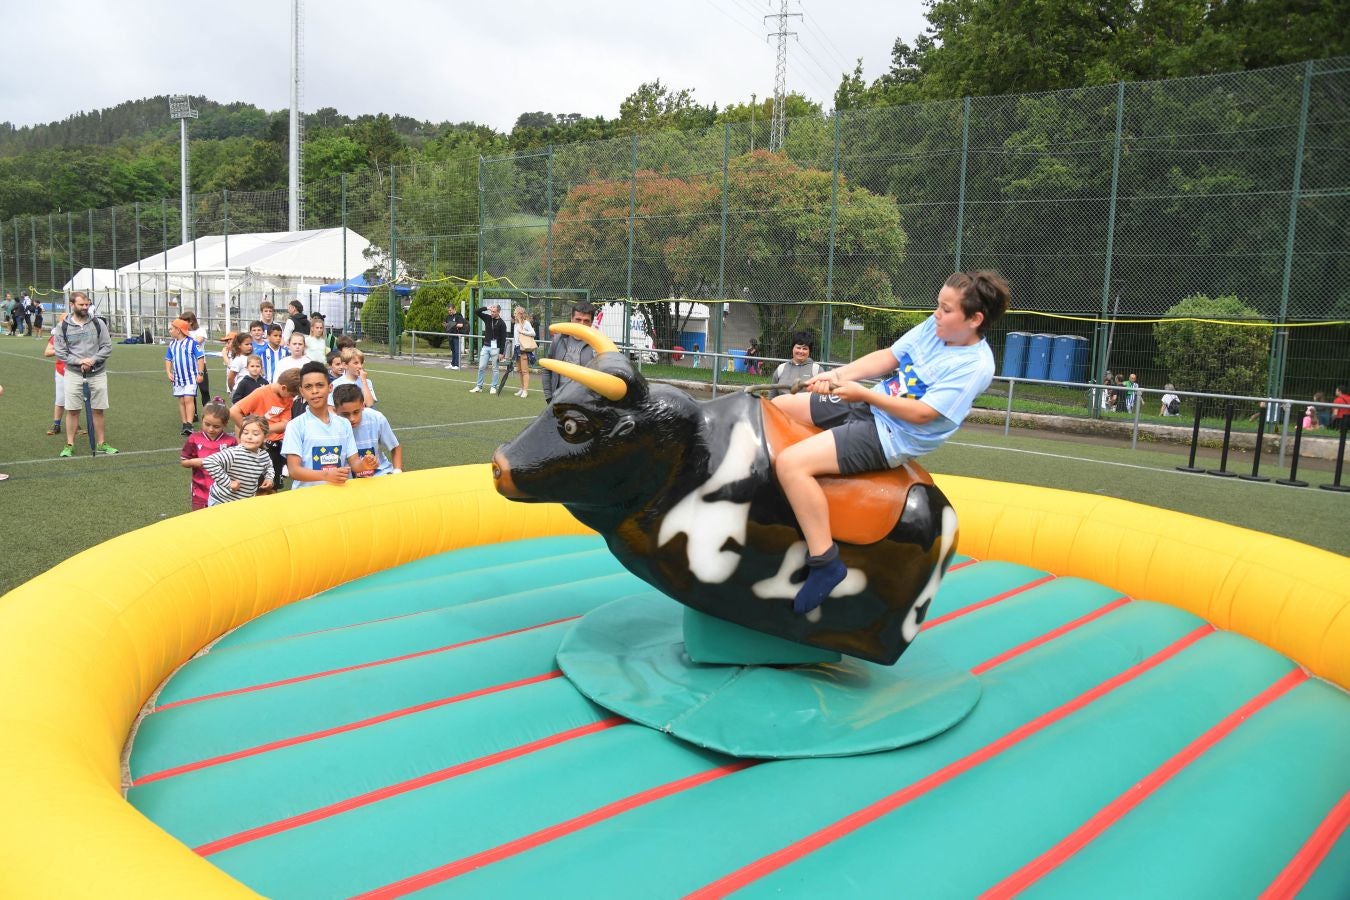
left=318, top=274, right=413, bottom=296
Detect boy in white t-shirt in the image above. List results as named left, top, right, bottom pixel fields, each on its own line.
left=771, top=270, right=1010, bottom=615
left=281, top=362, right=364, bottom=488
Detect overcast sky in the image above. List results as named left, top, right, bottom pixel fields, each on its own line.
left=3, top=0, right=926, bottom=131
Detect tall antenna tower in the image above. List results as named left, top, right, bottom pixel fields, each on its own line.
left=288, top=0, right=305, bottom=231
left=764, top=0, right=801, bottom=152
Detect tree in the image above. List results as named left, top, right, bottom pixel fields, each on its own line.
left=549, top=150, right=906, bottom=354
left=404, top=280, right=458, bottom=348
left=617, top=81, right=717, bottom=135
left=1153, top=295, right=1270, bottom=411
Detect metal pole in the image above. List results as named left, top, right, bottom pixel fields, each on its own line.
left=134, top=202, right=142, bottom=331
left=180, top=117, right=190, bottom=244
left=67, top=212, right=74, bottom=293
left=716, top=124, right=729, bottom=360
left=12, top=219, right=18, bottom=293
left=1004, top=380, right=1015, bottom=436
left=822, top=110, right=841, bottom=362
left=954, top=96, right=971, bottom=271
left=109, top=207, right=117, bottom=326
left=87, top=211, right=94, bottom=300
left=0, top=215, right=5, bottom=295
left=341, top=173, right=348, bottom=333
left=47, top=212, right=54, bottom=294
left=30, top=217, right=36, bottom=296
left=390, top=164, right=398, bottom=354
left=625, top=133, right=638, bottom=346
left=1094, top=82, right=1126, bottom=400
left=160, top=198, right=168, bottom=327
left=1268, top=60, right=1313, bottom=402
left=545, top=145, right=555, bottom=290
left=223, top=190, right=231, bottom=335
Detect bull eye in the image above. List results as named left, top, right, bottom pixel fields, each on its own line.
left=557, top=410, right=595, bottom=444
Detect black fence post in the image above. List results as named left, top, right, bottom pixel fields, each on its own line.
left=1208, top=401, right=1237, bottom=477
left=1176, top=400, right=1206, bottom=473
left=1318, top=416, right=1350, bottom=493
left=1276, top=415, right=1309, bottom=487
left=1239, top=406, right=1271, bottom=482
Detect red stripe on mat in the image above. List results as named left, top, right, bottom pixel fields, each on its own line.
left=922, top=574, right=1056, bottom=631
left=982, top=667, right=1309, bottom=899
left=970, top=597, right=1131, bottom=676
left=156, top=616, right=580, bottom=711
left=351, top=761, right=757, bottom=899
left=947, top=558, right=979, bottom=573
left=195, top=716, right=627, bottom=857
left=133, top=671, right=562, bottom=787
left=1261, top=790, right=1350, bottom=900
left=685, top=624, right=1214, bottom=900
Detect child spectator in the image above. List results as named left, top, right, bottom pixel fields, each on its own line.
left=1334, top=385, right=1350, bottom=428
left=225, top=332, right=254, bottom=396
left=230, top=368, right=301, bottom=490
left=335, top=334, right=357, bottom=351
left=328, top=347, right=376, bottom=407
left=282, top=362, right=362, bottom=488
left=180, top=403, right=237, bottom=510
left=305, top=314, right=333, bottom=363
left=275, top=332, right=309, bottom=380
left=179, top=310, right=212, bottom=413
left=260, top=324, right=286, bottom=382
left=202, top=415, right=273, bottom=506
left=326, top=349, right=346, bottom=383
left=259, top=301, right=277, bottom=334
left=247, top=320, right=266, bottom=350
left=1159, top=383, right=1181, bottom=417
left=43, top=319, right=68, bottom=436
left=165, top=317, right=205, bottom=436
left=332, top=384, right=403, bottom=477
left=231, top=355, right=268, bottom=404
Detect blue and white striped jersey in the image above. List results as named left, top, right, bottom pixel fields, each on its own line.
left=166, top=338, right=204, bottom=387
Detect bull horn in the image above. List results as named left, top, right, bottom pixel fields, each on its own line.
left=540, top=359, right=628, bottom=401
left=550, top=321, right=618, bottom=355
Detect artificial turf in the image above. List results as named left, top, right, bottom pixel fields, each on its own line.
left=0, top=334, right=1344, bottom=597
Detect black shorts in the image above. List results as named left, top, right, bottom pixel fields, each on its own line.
left=809, top=394, right=890, bottom=475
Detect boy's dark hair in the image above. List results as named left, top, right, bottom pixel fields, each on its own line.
left=266, top=323, right=283, bottom=335
left=249, top=320, right=265, bottom=331
left=572, top=300, right=595, bottom=316
left=790, top=331, right=815, bottom=352
left=311, top=313, right=325, bottom=323
left=332, top=384, right=363, bottom=407
left=335, top=335, right=357, bottom=349
left=299, top=361, right=328, bottom=380
left=944, top=270, right=1011, bottom=337
left=288, top=300, right=304, bottom=315
left=327, top=350, right=343, bottom=365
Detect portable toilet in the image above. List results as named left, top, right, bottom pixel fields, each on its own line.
left=1025, top=334, right=1054, bottom=381
left=1002, top=332, right=1030, bottom=379
left=1049, top=335, right=1089, bottom=383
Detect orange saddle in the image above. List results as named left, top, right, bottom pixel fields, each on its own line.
left=760, top=397, right=934, bottom=546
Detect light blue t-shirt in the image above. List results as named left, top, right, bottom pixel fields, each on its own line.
left=280, top=408, right=358, bottom=488
left=328, top=373, right=377, bottom=406
left=349, top=407, right=400, bottom=477
left=870, top=315, right=994, bottom=463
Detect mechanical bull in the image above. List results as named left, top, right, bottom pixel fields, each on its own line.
left=492, top=323, right=958, bottom=666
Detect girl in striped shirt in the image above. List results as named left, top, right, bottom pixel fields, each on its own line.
left=202, top=415, right=274, bottom=505
left=166, top=318, right=205, bottom=436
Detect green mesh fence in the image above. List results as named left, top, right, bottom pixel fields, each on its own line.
left=3, top=58, right=1346, bottom=399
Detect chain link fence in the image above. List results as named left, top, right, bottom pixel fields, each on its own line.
left=3, top=58, right=1346, bottom=399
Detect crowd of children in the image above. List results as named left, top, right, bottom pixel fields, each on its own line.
left=168, top=305, right=403, bottom=511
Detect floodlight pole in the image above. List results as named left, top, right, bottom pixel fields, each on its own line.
left=168, top=95, right=198, bottom=245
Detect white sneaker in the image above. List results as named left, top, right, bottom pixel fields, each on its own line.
left=489, top=387, right=497, bottom=394
left=519, top=390, right=528, bottom=398
left=469, top=386, right=482, bottom=393
left=444, top=364, right=460, bottom=370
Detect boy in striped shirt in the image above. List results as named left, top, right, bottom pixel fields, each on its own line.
left=202, top=415, right=273, bottom=505
left=260, top=324, right=286, bottom=382
left=165, top=318, right=205, bottom=436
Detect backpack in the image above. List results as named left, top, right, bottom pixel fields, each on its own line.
left=1167, top=397, right=1181, bottom=415
left=60, top=314, right=107, bottom=347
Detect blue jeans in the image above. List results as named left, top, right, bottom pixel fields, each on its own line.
left=474, top=346, right=500, bottom=389
left=450, top=335, right=462, bottom=367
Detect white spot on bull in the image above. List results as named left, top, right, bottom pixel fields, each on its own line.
left=901, top=505, right=959, bottom=642
left=751, top=541, right=867, bottom=602
left=657, top=420, right=760, bottom=583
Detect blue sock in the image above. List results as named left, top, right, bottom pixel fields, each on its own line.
left=794, top=544, right=846, bottom=615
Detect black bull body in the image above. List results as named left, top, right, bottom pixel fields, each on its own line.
left=492, top=327, right=957, bottom=665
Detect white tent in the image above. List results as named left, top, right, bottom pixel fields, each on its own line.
left=62, top=267, right=118, bottom=293
left=115, top=227, right=376, bottom=335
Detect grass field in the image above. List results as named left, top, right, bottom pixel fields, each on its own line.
left=0, top=334, right=1344, bottom=597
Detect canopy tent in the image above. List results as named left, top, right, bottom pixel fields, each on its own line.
left=114, top=227, right=380, bottom=335
left=319, top=273, right=413, bottom=297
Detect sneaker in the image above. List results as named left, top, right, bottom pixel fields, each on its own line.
left=46, top=425, right=61, bottom=436
left=181, top=425, right=193, bottom=436
left=469, top=386, right=482, bottom=393
left=444, top=364, right=460, bottom=370
left=97, top=443, right=119, bottom=455
left=520, top=390, right=528, bottom=399
left=59, top=445, right=73, bottom=458
left=489, top=387, right=498, bottom=395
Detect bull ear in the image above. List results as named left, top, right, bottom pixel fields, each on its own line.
left=540, top=359, right=627, bottom=401
left=550, top=321, right=618, bottom=355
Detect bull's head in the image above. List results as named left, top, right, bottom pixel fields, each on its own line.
left=494, top=322, right=695, bottom=516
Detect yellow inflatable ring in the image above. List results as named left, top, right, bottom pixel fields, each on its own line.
left=0, top=467, right=1345, bottom=897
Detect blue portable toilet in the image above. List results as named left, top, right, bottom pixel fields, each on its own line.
left=1002, top=332, right=1030, bottom=378
left=1049, top=335, right=1089, bottom=383
left=1025, top=334, right=1053, bottom=381
left=676, top=330, right=706, bottom=353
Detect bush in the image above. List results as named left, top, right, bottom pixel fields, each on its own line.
left=853, top=307, right=928, bottom=350
left=405, top=280, right=460, bottom=348
left=359, top=286, right=404, bottom=344
left=1153, top=294, right=1269, bottom=410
